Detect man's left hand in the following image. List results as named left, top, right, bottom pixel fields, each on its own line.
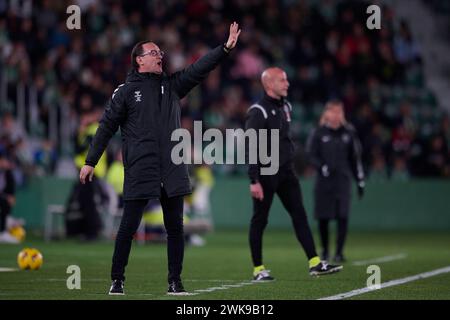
left=225, top=22, right=241, bottom=50
left=6, top=195, right=15, bottom=206
left=357, top=181, right=365, bottom=199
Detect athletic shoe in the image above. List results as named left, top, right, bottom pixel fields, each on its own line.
left=108, top=279, right=124, bottom=295
left=167, top=281, right=188, bottom=295
left=333, top=254, right=346, bottom=263
left=6, top=216, right=25, bottom=229
left=309, top=261, right=343, bottom=276
left=189, top=234, right=206, bottom=247
left=0, top=231, right=20, bottom=244
left=253, top=269, right=275, bottom=282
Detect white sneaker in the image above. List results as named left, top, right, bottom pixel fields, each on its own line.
left=6, top=216, right=25, bottom=229
left=253, top=269, right=275, bottom=282
left=0, top=231, right=20, bottom=244
left=189, top=234, right=206, bottom=247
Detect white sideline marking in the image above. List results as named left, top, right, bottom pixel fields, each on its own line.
left=0, top=267, right=18, bottom=272
left=37, top=278, right=256, bottom=297
left=185, top=279, right=239, bottom=282
left=318, top=265, right=450, bottom=300
left=221, top=284, right=246, bottom=288
left=352, top=253, right=408, bottom=266
left=33, top=278, right=106, bottom=282
left=193, top=281, right=255, bottom=295
left=168, top=292, right=198, bottom=296
left=88, top=293, right=154, bottom=297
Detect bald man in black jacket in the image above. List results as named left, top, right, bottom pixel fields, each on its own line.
left=245, top=67, right=342, bottom=281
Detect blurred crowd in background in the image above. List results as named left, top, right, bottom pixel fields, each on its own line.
left=0, top=0, right=449, bottom=190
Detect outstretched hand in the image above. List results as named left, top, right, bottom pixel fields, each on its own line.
left=80, top=165, right=95, bottom=184
left=225, top=22, right=241, bottom=50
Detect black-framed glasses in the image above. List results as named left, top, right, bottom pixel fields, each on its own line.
left=140, top=49, right=165, bottom=58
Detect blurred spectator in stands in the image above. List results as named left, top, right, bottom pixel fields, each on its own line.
left=396, top=101, right=417, bottom=134
left=424, top=135, right=449, bottom=177
left=394, top=20, right=421, bottom=66
left=105, top=148, right=124, bottom=209
left=377, top=40, right=402, bottom=84
left=320, top=60, right=340, bottom=100
left=370, top=151, right=388, bottom=181
left=0, top=112, right=27, bottom=149
left=0, top=150, right=17, bottom=243
left=391, top=125, right=413, bottom=156
left=65, top=109, right=107, bottom=240
left=0, top=112, right=32, bottom=184
left=33, top=139, right=57, bottom=175
left=0, top=0, right=447, bottom=179
left=231, top=42, right=265, bottom=80
left=391, top=155, right=410, bottom=181
left=438, top=115, right=450, bottom=150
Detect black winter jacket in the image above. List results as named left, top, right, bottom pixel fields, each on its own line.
left=306, top=124, right=365, bottom=218
left=306, top=124, right=365, bottom=197
left=245, top=94, right=295, bottom=183
left=85, top=44, right=230, bottom=200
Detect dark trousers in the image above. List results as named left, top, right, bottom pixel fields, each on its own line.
left=0, top=195, right=12, bottom=232
left=318, top=218, right=348, bottom=256
left=249, top=166, right=317, bottom=266
left=111, top=188, right=184, bottom=283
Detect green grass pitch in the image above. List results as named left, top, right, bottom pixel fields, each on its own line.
left=1, top=230, right=449, bottom=300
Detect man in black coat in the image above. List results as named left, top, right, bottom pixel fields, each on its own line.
left=0, top=151, right=17, bottom=244
left=306, top=100, right=365, bottom=263
left=79, top=22, right=241, bottom=295
left=245, top=67, right=342, bottom=281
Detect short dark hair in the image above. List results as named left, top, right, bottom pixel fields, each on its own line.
left=325, top=99, right=343, bottom=109
left=131, top=40, right=152, bottom=70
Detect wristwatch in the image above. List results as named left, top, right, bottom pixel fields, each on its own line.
left=223, top=43, right=232, bottom=53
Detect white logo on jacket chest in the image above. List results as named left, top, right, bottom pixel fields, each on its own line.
left=321, top=135, right=331, bottom=143
left=283, top=105, right=291, bottom=122
left=342, top=133, right=350, bottom=143
left=134, top=91, right=142, bottom=102
left=271, top=109, right=276, bottom=115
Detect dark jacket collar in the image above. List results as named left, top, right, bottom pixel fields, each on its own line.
left=262, top=93, right=284, bottom=107
left=126, top=69, right=163, bottom=82
left=323, top=124, right=344, bottom=133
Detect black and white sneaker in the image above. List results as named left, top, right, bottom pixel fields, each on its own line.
left=167, top=281, right=189, bottom=295
left=309, top=261, right=343, bottom=276
left=253, top=269, right=275, bottom=282
left=333, top=254, right=346, bottom=263
left=108, top=279, right=124, bottom=295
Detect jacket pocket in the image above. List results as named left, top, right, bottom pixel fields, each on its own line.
left=122, top=144, right=129, bottom=168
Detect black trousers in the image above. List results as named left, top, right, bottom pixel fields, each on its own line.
left=111, top=188, right=184, bottom=283
left=318, top=218, right=348, bottom=256
left=0, top=195, right=12, bottom=232
left=249, top=165, right=317, bottom=266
